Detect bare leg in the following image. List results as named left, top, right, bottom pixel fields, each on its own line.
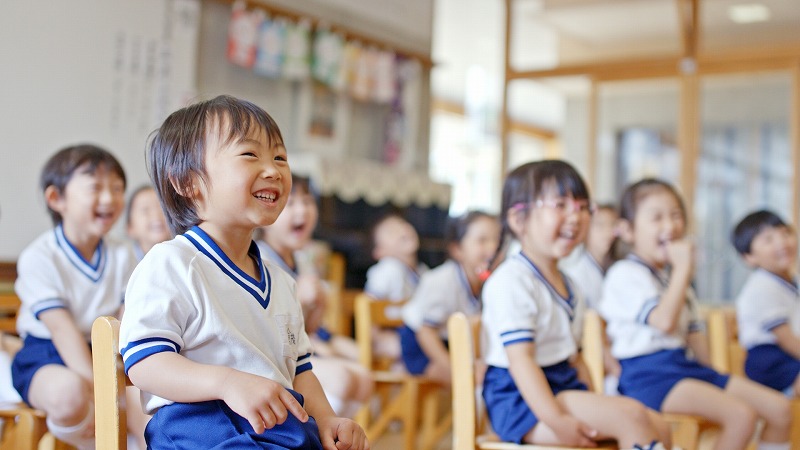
left=523, top=390, right=661, bottom=449
left=724, top=376, right=791, bottom=443
left=662, top=378, right=757, bottom=450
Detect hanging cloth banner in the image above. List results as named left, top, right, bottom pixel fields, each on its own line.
left=254, top=14, right=287, bottom=78
left=226, top=0, right=261, bottom=68
left=312, top=28, right=344, bottom=88
left=283, top=19, right=311, bottom=80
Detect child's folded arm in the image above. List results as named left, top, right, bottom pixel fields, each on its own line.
left=773, top=324, right=800, bottom=359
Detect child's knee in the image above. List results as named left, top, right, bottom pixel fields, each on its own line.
left=724, top=401, right=758, bottom=434
left=767, top=396, right=792, bottom=432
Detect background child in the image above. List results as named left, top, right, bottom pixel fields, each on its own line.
left=119, top=95, right=367, bottom=449
left=365, top=213, right=427, bottom=301
left=12, top=144, right=135, bottom=449
left=562, top=202, right=622, bottom=394
left=732, top=209, right=800, bottom=397
left=257, top=173, right=373, bottom=419
left=482, top=160, right=669, bottom=449
left=364, top=213, right=428, bottom=360
left=399, top=210, right=500, bottom=385
left=601, top=178, right=791, bottom=450
left=126, top=184, right=171, bottom=260
left=562, top=203, right=619, bottom=309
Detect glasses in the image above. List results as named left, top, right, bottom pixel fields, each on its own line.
left=513, top=198, right=595, bottom=215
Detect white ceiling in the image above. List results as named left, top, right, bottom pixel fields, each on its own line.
left=431, top=0, right=800, bottom=131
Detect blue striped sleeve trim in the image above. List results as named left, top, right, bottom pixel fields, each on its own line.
left=33, top=305, right=66, bottom=319
left=121, top=337, right=181, bottom=375
left=763, top=317, right=788, bottom=331
left=422, top=319, right=442, bottom=328
left=637, top=298, right=659, bottom=324
left=295, top=362, right=313, bottom=376
left=500, top=329, right=534, bottom=346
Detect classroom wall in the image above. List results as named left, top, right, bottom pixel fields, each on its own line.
left=0, top=0, right=199, bottom=260
left=0, top=0, right=434, bottom=261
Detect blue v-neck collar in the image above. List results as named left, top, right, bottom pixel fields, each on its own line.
left=54, top=225, right=106, bottom=282
left=183, top=226, right=272, bottom=309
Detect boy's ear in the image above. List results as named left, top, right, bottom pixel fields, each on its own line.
left=169, top=175, right=200, bottom=199
left=44, top=185, right=65, bottom=214
left=617, top=219, right=635, bottom=243
left=742, top=252, right=758, bottom=268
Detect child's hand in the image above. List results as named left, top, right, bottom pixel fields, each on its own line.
left=550, top=414, right=597, bottom=447
left=665, top=238, right=694, bottom=272
left=317, top=416, right=369, bottom=450
left=221, top=370, right=308, bottom=434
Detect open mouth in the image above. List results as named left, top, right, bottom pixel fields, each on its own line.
left=253, top=190, right=278, bottom=203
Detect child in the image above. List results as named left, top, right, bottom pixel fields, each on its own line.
left=600, top=179, right=791, bottom=450
left=562, top=203, right=619, bottom=309
left=256, top=174, right=373, bottom=418
left=118, top=95, right=367, bottom=449
left=365, top=213, right=427, bottom=301
left=126, top=184, right=171, bottom=260
left=12, top=144, right=136, bottom=449
left=732, top=210, right=800, bottom=397
left=364, top=214, right=428, bottom=360
left=482, top=161, right=670, bottom=449
left=562, top=203, right=622, bottom=394
left=400, top=211, right=500, bottom=385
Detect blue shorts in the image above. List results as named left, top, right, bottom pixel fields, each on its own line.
left=146, top=389, right=323, bottom=449
left=619, top=348, right=730, bottom=411
left=745, top=344, right=800, bottom=392
left=11, top=335, right=87, bottom=404
left=483, top=361, right=587, bottom=444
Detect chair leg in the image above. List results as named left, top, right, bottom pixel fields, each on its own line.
left=419, top=387, right=452, bottom=450
left=791, top=399, right=800, bottom=450
left=667, top=416, right=700, bottom=450
left=402, top=381, right=419, bottom=450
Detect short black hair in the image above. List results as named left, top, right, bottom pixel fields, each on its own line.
left=40, top=144, right=126, bottom=225
left=731, top=209, right=790, bottom=255
left=147, top=95, right=284, bottom=235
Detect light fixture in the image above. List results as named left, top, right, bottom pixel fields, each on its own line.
left=728, top=3, right=771, bottom=23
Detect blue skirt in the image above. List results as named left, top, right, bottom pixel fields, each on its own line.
left=619, top=348, right=729, bottom=411
left=11, top=335, right=87, bottom=403
left=745, top=344, right=800, bottom=392
left=146, top=389, right=323, bottom=449
left=483, top=361, right=587, bottom=444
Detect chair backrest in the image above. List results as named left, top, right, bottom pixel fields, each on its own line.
left=0, top=293, right=21, bottom=334
left=447, top=312, right=478, bottom=450
left=91, top=316, right=130, bottom=450
left=581, top=309, right=607, bottom=394
left=354, top=293, right=406, bottom=370
left=707, top=307, right=745, bottom=376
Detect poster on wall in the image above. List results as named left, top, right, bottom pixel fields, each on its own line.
left=297, top=81, right=351, bottom=157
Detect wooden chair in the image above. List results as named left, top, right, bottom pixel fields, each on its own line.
left=447, top=312, right=616, bottom=450
left=91, top=316, right=130, bottom=450
left=707, top=307, right=800, bottom=449
left=0, top=292, right=71, bottom=450
left=353, top=293, right=451, bottom=450
left=581, top=309, right=715, bottom=450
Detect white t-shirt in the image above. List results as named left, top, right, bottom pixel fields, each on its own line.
left=561, top=248, right=605, bottom=310
left=600, top=256, right=704, bottom=360
left=364, top=257, right=427, bottom=301
left=401, top=259, right=480, bottom=339
left=482, top=253, right=585, bottom=368
left=736, top=268, right=800, bottom=349
left=15, top=225, right=135, bottom=340
left=120, top=226, right=313, bottom=414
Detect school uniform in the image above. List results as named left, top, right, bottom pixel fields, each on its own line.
left=364, top=257, right=427, bottom=301
left=120, top=226, right=321, bottom=449
left=736, top=268, right=800, bottom=393
left=481, top=252, right=586, bottom=444
left=400, top=259, right=481, bottom=374
left=561, top=248, right=605, bottom=310
left=600, top=255, right=729, bottom=411
left=11, top=225, right=135, bottom=403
